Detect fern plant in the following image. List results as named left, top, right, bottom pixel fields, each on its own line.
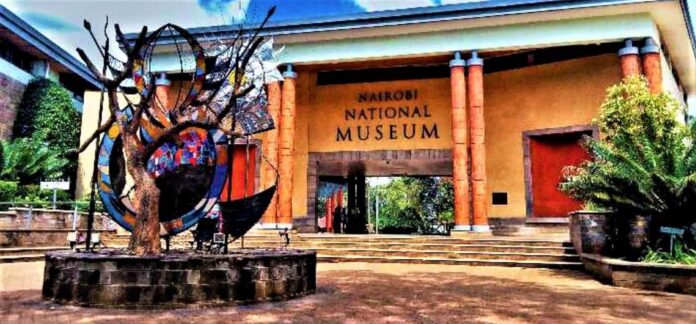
left=561, top=76, right=696, bottom=228
left=0, top=138, right=67, bottom=185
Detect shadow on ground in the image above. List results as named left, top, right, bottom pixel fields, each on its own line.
left=1, top=263, right=695, bottom=323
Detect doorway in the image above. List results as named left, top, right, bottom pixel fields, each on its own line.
left=524, top=126, right=596, bottom=221
left=308, top=149, right=453, bottom=233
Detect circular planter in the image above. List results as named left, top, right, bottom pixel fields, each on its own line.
left=42, top=249, right=316, bottom=308
left=569, top=210, right=614, bottom=255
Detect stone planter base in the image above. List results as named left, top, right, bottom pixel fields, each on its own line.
left=42, top=249, right=316, bottom=308
left=582, top=254, right=696, bottom=296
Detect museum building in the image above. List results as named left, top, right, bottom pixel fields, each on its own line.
left=78, top=0, right=696, bottom=234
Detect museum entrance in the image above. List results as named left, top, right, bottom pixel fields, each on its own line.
left=315, top=175, right=454, bottom=235
left=308, top=150, right=453, bottom=234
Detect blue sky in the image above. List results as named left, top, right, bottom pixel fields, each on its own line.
left=1, top=0, right=695, bottom=62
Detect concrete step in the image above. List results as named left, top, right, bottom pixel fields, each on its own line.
left=317, top=254, right=583, bottom=269
left=309, top=247, right=579, bottom=262
left=0, top=254, right=45, bottom=263
left=0, top=246, right=69, bottom=256
left=222, top=241, right=574, bottom=254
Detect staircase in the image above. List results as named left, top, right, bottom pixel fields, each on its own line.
left=98, top=231, right=581, bottom=270
left=7, top=230, right=579, bottom=269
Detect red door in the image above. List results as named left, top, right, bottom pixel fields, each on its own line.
left=219, top=144, right=257, bottom=201
left=530, top=132, right=591, bottom=217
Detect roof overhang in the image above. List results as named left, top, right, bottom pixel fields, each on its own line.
left=0, top=5, right=100, bottom=89
left=124, top=0, right=696, bottom=93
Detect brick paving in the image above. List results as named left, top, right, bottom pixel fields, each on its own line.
left=1, top=262, right=696, bottom=323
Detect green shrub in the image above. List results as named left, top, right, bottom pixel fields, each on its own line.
left=0, top=181, right=18, bottom=209
left=12, top=78, right=80, bottom=174
left=560, top=76, right=696, bottom=228
left=642, top=240, right=696, bottom=265
left=0, top=138, right=68, bottom=184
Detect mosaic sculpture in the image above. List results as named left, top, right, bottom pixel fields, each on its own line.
left=76, top=8, right=280, bottom=255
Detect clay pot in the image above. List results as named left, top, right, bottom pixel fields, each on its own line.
left=614, top=214, right=654, bottom=260
left=569, top=210, right=614, bottom=256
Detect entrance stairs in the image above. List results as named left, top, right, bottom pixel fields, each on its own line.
left=7, top=230, right=580, bottom=269
left=232, top=233, right=581, bottom=269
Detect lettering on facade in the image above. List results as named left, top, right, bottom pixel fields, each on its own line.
left=336, top=89, right=439, bottom=142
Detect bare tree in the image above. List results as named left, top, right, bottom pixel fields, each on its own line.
left=76, top=8, right=276, bottom=255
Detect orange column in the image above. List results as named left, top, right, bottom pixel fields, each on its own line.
left=641, top=38, right=662, bottom=94
left=618, top=39, right=641, bottom=78
left=325, top=195, right=333, bottom=232
left=277, top=65, right=297, bottom=228
left=336, top=188, right=343, bottom=209
left=449, top=52, right=471, bottom=232
left=467, top=52, right=489, bottom=232
left=261, top=81, right=281, bottom=225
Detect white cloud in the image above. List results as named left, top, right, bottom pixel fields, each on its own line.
left=354, top=0, right=435, bottom=12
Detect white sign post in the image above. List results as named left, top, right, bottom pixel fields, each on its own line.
left=40, top=180, right=70, bottom=210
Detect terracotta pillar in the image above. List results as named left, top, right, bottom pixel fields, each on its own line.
left=618, top=39, right=641, bottom=79
left=467, top=51, right=489, bottom=232
left=336, top=188, right=343, bottom=209
left=153, top=73, right=172, bottom=127
left=277, top=65, right=297, bottom=229
left=325, top=195, right=333, bottom=232
left=641, top=38, right=662, bottom=94
left=449, top=52, right=471, bottom=232
left=260, top=81, right=281, bottom=225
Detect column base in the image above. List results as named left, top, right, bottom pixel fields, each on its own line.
left=451, top=225, right=472, bottom=231
left=254, top=223, right=293, bottom=230
left=471, top=225, right=491, bottom=232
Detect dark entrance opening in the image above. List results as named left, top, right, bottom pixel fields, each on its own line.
left=308, top=150, right=453, bottom=233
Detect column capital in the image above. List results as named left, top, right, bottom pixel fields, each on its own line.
left=640, top=38, right=660, bottom=54
left=618, top=39, right=639, bottom=56
left=466, top=51, right=483, bottom=66
left=282, top=64, right=298, bottom=79
left=449, top=51, right=466, bottom=67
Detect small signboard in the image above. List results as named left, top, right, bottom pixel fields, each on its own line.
left=213, top=233, right=225, bottom=244
left=660, top=226, right=685, bottom=236
left=40, top=181, right=70, bottom=190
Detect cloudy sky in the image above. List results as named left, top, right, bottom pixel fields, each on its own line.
left=1, top=0, right=695, bottom=63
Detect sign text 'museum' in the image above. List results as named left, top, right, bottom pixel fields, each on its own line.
left=336, top=89, right=439, bottom=142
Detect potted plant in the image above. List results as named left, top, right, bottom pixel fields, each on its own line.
left=561, top=76, right=696, bottom=260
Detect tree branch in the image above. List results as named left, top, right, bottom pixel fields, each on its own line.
left=76, top=115, right=116, bottom=153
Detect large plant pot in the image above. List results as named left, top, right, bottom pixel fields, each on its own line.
left=614, top=214, right=654, bottom=260
left=569, top=210, right=614, bottom=255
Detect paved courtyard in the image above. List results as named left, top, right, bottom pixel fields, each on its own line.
left=1, top=261, right=696, bottom=323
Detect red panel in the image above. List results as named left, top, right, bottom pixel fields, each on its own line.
left=530, top=132, right=591, bottom=217
left=219, top=145, right=257, bottom=202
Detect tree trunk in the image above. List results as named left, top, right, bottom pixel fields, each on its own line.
left=124, top=133, right=161, bottom=255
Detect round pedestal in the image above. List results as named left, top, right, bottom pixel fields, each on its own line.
left=42, top=249, right=316, bottom=308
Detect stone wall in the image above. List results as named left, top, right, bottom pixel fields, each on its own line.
left=0, top=72, right=26, bottom=139
left=0, top=229, right=116, bottom=247
left=1, top=208, right=115, bottom=230
left=43, top=249, right=317, bottom=308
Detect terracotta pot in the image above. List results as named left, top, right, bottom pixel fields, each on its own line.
left=569, top=210, right=614, bottom=256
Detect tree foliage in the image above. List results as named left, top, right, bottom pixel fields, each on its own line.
left=369, top=177, right=454, bottom=234
left=0, top=138, right=68, bottom=185
left=12, top=78, right=80, bottom=173
left=561, top=76, right=696, bottom=227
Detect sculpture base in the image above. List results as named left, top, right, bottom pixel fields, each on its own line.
left=42, top=248, right=316, bottom=308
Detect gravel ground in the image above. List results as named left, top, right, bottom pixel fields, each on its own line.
left=1, top=262, right=695, bottom=323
